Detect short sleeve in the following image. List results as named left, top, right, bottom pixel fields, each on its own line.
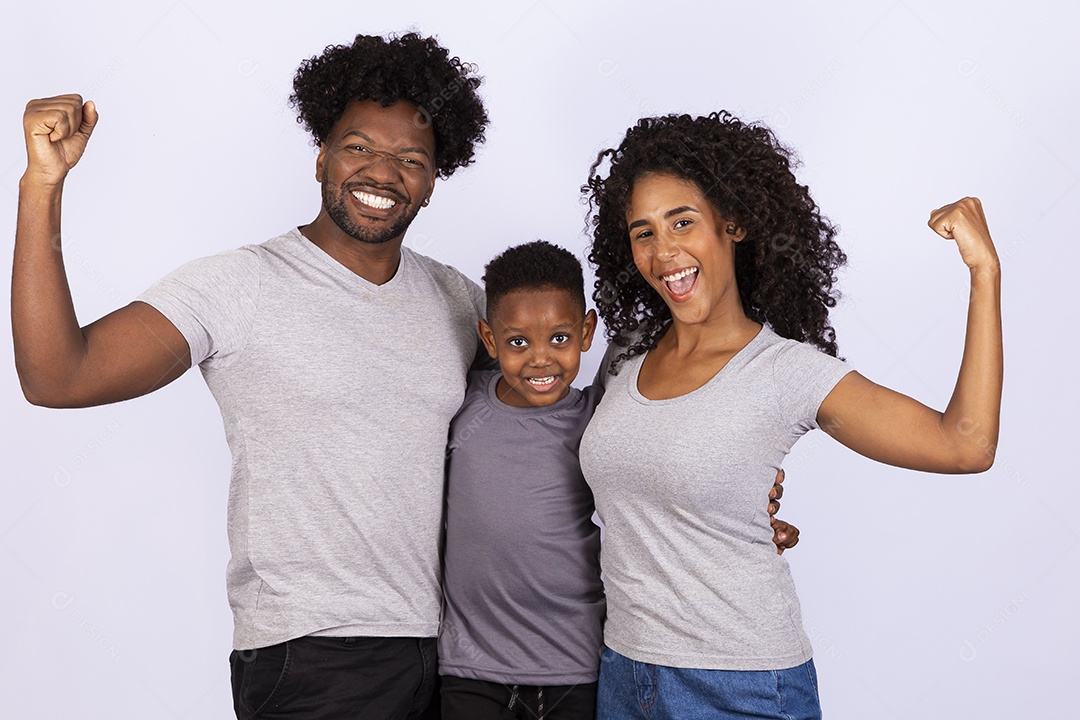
left=772, top=340, right=853, bottom=431
left=591, top=342, right=619, bottom=389
left=137, top=247, right=262, bottom=368
left=464, top=275, right=486, bottom=319
left=456, top=274, right=498, bottom=372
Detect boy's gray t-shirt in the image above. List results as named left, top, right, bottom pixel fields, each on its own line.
left=138, top=228, right=485, bottom=650
left=580, top=325, right=852, bottom=671
left=439, top=370, right=605, bottom=685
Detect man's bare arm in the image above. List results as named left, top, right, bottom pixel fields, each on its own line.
left=13, top=95, right=190, bottom=407
left=768, top=469, right=800, bottom=554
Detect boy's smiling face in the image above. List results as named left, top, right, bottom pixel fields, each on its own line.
left=478, top=287, right=597, bottom=408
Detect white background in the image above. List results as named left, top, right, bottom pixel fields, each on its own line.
left=2, top=1, right=1075, bottom=718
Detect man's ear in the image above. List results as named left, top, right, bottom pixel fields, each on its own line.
left=421, top=181, right=434, bottom=207
left=477, top=318, right=498, bottom=359
left=315, top=143, right=328, bottom=182
left=580, top=309, right=598, bottom=352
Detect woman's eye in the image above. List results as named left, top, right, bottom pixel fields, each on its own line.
left=633, top=229, right=653, bottom=241
left=552, top=333, right=571, bottom=344
left=508, top=338, right=528, bottom=348
left=674, top=218, right=692, bottom=229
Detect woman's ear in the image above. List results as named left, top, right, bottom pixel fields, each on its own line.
left=726, top=222, right=747, bottom=243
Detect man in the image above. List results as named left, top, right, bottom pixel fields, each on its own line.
left=13, top=32, right=797, bottom=719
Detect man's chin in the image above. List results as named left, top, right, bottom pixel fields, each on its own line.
left=327, top=207, right=412, bottom=246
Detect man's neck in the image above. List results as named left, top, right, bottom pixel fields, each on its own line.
left=300, top=216, right=404, bottom=286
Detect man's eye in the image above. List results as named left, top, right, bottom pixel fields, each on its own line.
left=350, top=145, right=373, bottom=153
left=552, top=333, right=571, bottom=344
left=399, top=157, right=424, bottom=168
left=508, top=338, right=528, bottom=348
left=674, top=218, right=692, bottom=228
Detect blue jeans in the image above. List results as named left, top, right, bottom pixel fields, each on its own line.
left=596, top=647, right=822, bottom=720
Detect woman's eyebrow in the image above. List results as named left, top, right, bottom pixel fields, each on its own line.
left=628, top=205, right=699, bottom=230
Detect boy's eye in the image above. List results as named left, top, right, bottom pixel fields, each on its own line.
left=508, top=337, right=528, bottom=348
left=552, top=333, right=571, bottom=344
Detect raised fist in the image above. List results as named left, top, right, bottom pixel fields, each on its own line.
left=22, top=94, right=98, bottom=187
left=928, top=197, right=999, bottom=271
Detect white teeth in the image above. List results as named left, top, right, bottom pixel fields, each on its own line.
left=526, top=376, right=556, bottom=385
left=660, top=267, right=698, bottom=282
left=352, top=190, right=396, bottom=210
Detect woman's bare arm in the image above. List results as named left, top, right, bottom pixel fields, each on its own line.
left=818, top=198, right=1002, bottom=473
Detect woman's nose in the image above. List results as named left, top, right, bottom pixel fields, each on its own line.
left=655, top=231, right=679, bottom=260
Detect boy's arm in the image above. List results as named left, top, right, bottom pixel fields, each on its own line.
left=13, top=94, right=191, bottom=408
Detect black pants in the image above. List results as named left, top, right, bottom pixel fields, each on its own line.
left=440, top=675, right=597, bottom=720
left=230, top=636, right=439, bottom=719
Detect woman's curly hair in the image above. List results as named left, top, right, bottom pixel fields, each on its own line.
left=584, top=112, right=846, bottom=374
left=290, top=32, right=488, bottom=178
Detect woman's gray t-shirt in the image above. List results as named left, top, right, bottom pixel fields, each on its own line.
left=579, top=325, right=852, bottom=671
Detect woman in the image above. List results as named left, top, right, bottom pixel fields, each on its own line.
left=578, top=112, right=1001, bottom=719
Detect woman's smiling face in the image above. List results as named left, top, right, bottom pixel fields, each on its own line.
left=626, top=172, right=746, bottom=327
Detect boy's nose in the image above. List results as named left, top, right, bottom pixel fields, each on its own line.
left=529, top=348, right=553, bottom=366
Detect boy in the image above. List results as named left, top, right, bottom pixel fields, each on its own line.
left=438, top=240, right=604, bottom=720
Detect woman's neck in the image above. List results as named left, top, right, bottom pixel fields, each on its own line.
left=660, top=306, right=761, bottom=359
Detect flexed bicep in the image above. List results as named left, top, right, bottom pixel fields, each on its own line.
left=817, top=371, right=993, bottom=474
left=18, top=301, right=191, bottom=408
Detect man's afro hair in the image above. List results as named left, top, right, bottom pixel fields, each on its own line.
left=290, top=32, right=489, bottom=178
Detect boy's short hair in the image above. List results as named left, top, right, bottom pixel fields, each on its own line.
left=483, top=241, right=586, bottom=317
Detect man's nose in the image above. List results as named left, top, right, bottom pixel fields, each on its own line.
left=359, top=150, right=402, bottom=182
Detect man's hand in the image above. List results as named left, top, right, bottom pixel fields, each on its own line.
left=768, top=469, right=800, bottom=554
left=23, top=94, right=98, bottom=187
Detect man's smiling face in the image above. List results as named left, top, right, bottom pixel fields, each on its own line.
left=316, top=99, right=437, bottom=246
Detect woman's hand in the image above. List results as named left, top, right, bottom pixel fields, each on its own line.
left=928, top=197, right=999, bottom=271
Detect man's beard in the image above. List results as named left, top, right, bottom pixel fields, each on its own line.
left=322, top=182, right=418, bottom=245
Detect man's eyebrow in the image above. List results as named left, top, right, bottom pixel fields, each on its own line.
left=341, top=131, right=431, bottom=158
left=627, top=206, right=699, bottom=230
left=342, top=130, right=374, bottom=143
